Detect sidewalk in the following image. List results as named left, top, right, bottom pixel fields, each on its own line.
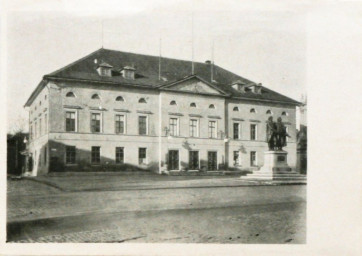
left=27, top=173, right=306, bottom=193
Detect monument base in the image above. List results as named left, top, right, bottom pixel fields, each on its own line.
left=241, top=151, right=306, bottom=181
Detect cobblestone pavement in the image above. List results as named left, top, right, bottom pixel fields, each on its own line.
left=12, top=202, right=305, bottom=243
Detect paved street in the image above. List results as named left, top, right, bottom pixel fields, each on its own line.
left=7, top=175, right=306, bottom=243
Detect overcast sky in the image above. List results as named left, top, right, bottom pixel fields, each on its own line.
left=5, top=0, right=309, bottom=133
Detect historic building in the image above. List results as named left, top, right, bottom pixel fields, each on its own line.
left=24, top=48, right=300, bottom=176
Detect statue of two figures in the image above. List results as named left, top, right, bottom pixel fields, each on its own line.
left=266, top=117, right=291, bottom=151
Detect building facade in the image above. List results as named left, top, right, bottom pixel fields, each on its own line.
left=24, top=48, right=300, bottom=176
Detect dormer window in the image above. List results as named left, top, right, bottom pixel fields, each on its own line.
left=66, top=92, right=76, bottom=98
left=170, top=100, right=177, bottom=106
left=91, top=94, right=100, bottom=100
left=97, top=62, right=113, bottom=77
left=231, top=81, right=246, bottom=92
left=139, top=98, right=147, bottom=103
left=116, top=96, right=124, bottom=102
left=122, top=66, right=136, bottom=80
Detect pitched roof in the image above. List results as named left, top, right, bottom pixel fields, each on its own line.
left=41, top=48, right=299, bottom=105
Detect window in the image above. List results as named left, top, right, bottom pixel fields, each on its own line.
left=233, top=106, right=239, bottom=111
left=138, top=98, right=147, bottom=103
left=170, top=100, right=177, bottom=105
left=45, top=95, right=47, bottom=100
left=91, top=113, right=101, bottom=133
left=208, top=120, right=217, bottom=138
left=39, top=117, right=42, bottom=136
left=66, top=92, right=75, bottom=97
left=209, top=104, right=215, bottom=109
left=91, top=94, right=100, bottom=99
left=29, top=125, right=32, bottom=140
left=39, top=101, right=42, bottom=106
left=233, top=122, right=240, bottom=139
left=138, top=116, right=148, bottom=135
left=169, top=118, right=179, bottom=136
left=190, top=102, right=196, bottom=107
left=266, top=110, right=272, bottom=115
left=139, top=148, right=147, bottom=164
left=250, top=108, right=256, bottom=113
left=115, top=147, right=124, bottom=164
left=115, top=115, right=125, bottom=134
left=35, top=106, right=37, bottom=111
left=44, top=146, right=47, bottom=165
left=101, top=68, right=111, bottom=77
left=44, top=113, right=47, bottom=133
left=189, top=119, right=199, bottom=137
left=250, top=151, right=257, bottom=166
left=116, top=96, right=124, bottom=101
left=66, top=111, right=76, bottom=132
left=91, top=146, right=100, bottom=164
left=34, top=121, right=37, bottom=138
left=282, top=111, right=288, bottom=116
left=233, top=151, right=241, bottom=166
left=250, top=124, right=257, bottom=140
left=65, top=146, right=76, bottom=164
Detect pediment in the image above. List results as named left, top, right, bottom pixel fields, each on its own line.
left=161, top=76, right=226, bottom=96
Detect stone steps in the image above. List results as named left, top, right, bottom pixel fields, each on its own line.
left=241, top=172, right=307, bottom=181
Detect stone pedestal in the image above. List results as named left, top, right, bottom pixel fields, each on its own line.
left=241, top=150, right=306, bottom=181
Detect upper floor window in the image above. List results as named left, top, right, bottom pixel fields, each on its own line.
left=66, top=92, right=76, bottom=98
left=250, top=108, right=256, bottom=113
left=170, top=100, right=177, bottom=106
left=139, top=98, right=147, bottom=103
left=91, top=113, right=101, bottom=133
left=266, top=110, right=272, bottom=115
left=190, top=102, right=196, bottom=108
left=39, top=101, right=42, bottom=106
left=208, top=120, right=217, bottom=138
left=45, top=95, right=47, bottom=100
left=209, top=104, right=215, bottom=109
left=250, top=124, right=257, bottom=140
left=189, top=119, right=199, bottom=137
left=169, top=118, right=179, bottom=136
left=116, top=96, right=124, bottom=102
left=65, top=111, right=76, bottom=132
left=233, top=122, right=241, bottom=140
left=115, top=115, right=125, bottom=134
left=233, top=106, right=239, bottom=112
left=138, top=116, right=148, bottom=135
left=91, top=94, right=100, bottom=100
left=282, top=111, right=288, bottom=116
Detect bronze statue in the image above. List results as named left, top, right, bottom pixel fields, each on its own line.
left=266, top=116, right=290, bottom=150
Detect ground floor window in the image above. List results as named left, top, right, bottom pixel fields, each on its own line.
left=115, top=147, right=124, bottom=164
left=208, top=151, right=217, bottom=171
left=233, top=151, right=240, bottom=166
left=91, top=146, right=100, bottom=164
left=250, top=151, right=257, bottom=166
left=168, top=150, right=179, bottom=170
left=189, top=151, right=199, bottom=170
left=65, top=146, right=76, bottom=164
left=139, top=148, right=147, bottom=164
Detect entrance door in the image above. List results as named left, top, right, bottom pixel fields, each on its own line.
left=189, top=151, right=199, bottom=170
left=168, top=150, right=179, bottom=170
left=208, top=151, right=217, bottom=171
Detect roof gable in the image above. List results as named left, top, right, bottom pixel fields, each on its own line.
left=160, top=75, right=227, bottom=96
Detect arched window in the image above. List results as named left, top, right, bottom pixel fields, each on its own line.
left=266, top=110, right=272, bottom=115
left=282, top=111, right=288, bottom=116
left=139, top=98, right=147, bottom=103
left=250, top=108, right=256, bottom=113
left=91, top=94, right=100, bottom=99
left=233, top=106, right=239, bottom=112
left=66, top=92, right=75, bottom=98
left=209, top=104, right=215, bottom=109
left=190, top=102, right=196, bottom=107
left=170, top=100, right=177, bottom=105
left=116, top=96, right=124, bottom=102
